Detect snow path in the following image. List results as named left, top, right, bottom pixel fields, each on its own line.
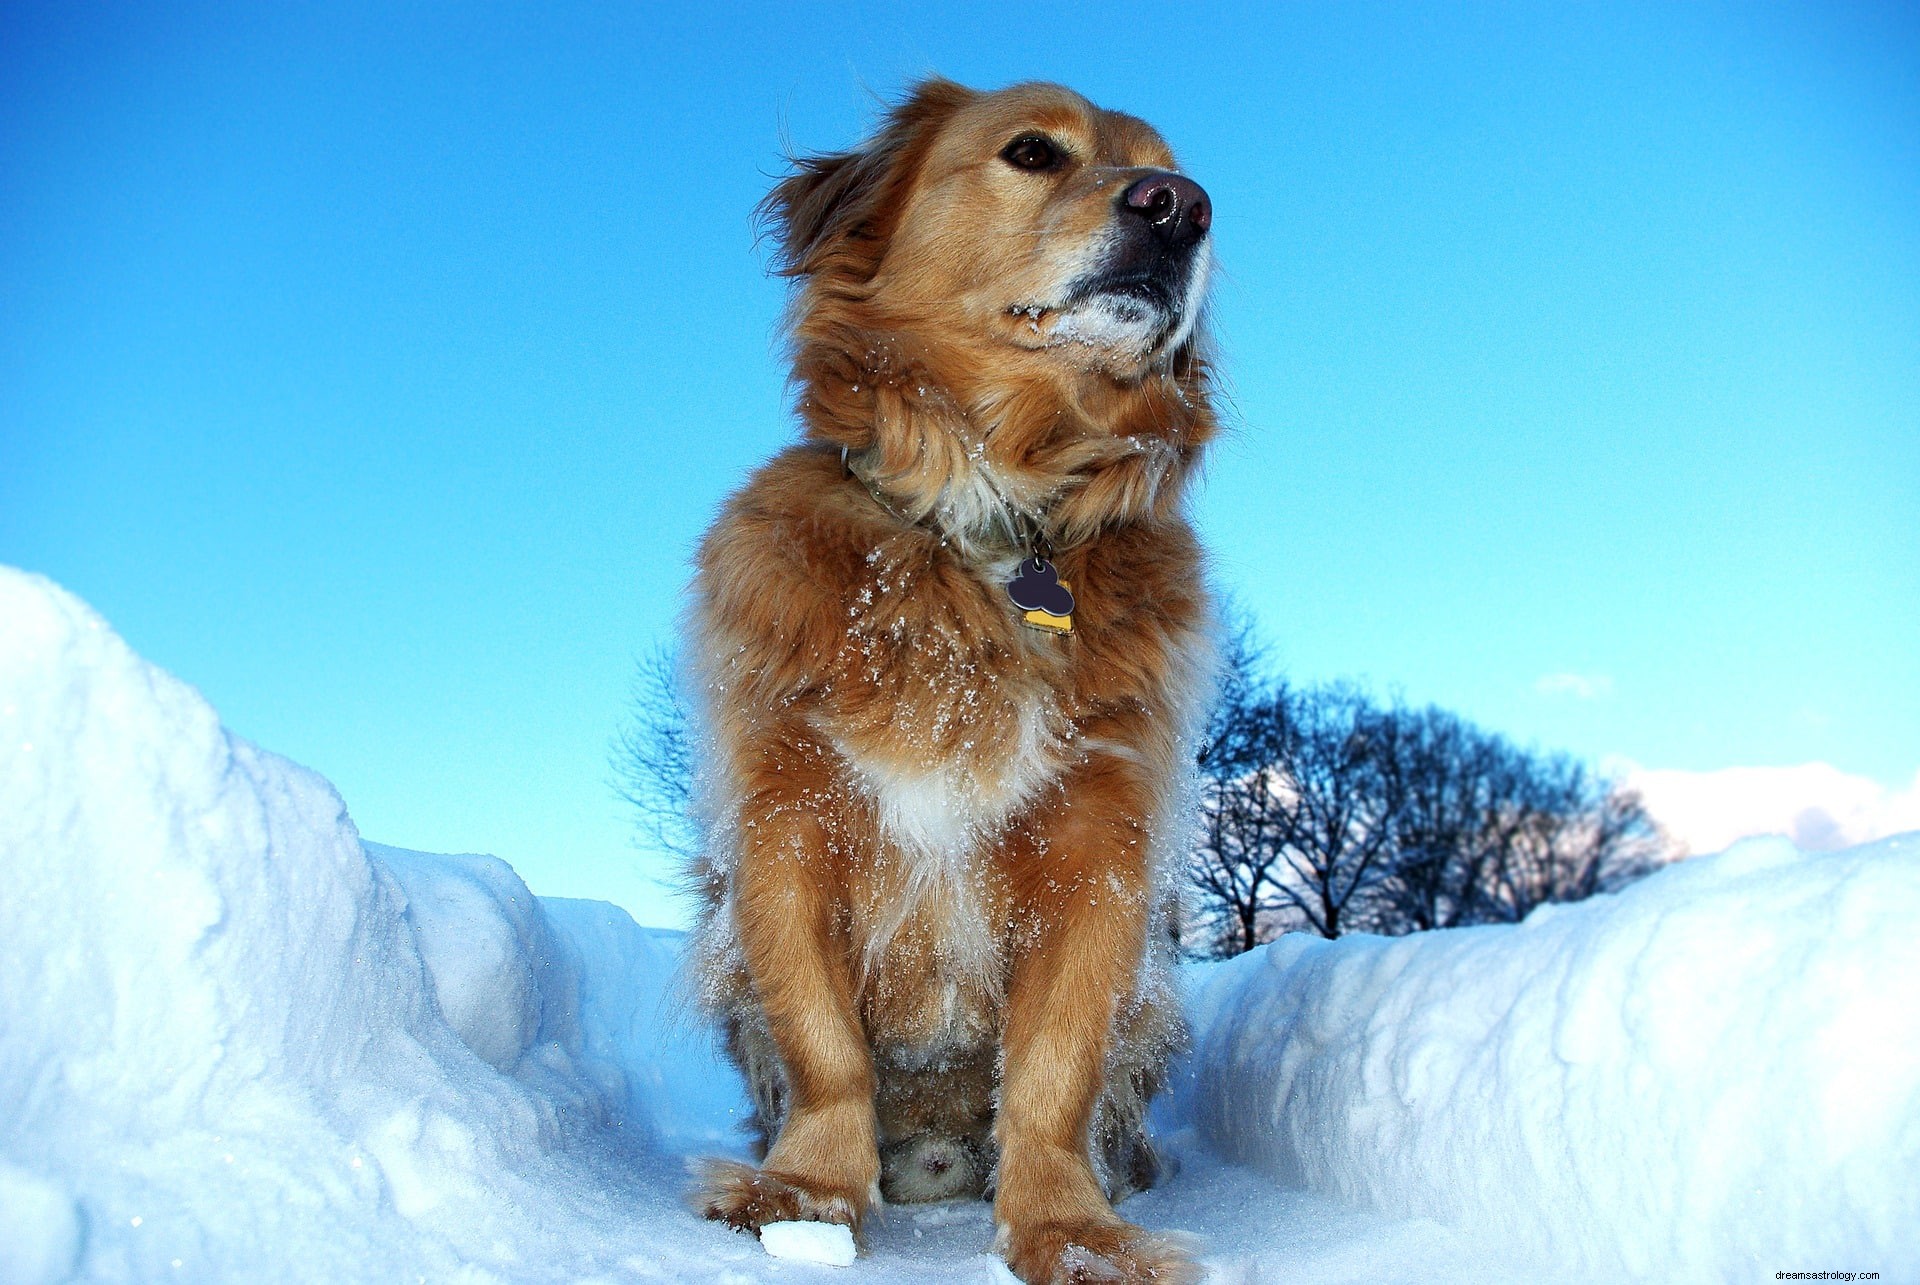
left=459, top=895, right=1533, bottom=1282
left=576, top=1134, right=1530, bottom=1283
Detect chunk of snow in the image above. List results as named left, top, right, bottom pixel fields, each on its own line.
left=759, top=1220, right=857, bottom=1266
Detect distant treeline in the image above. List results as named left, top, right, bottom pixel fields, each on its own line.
left=1187, top=620, right=1670, bottom=957
left=614, top=619, right=1673, bottom=961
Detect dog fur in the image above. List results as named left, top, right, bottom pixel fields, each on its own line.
left=682, top=78, right=1220, bottom=1284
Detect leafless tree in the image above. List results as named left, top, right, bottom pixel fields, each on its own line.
left=1367, top=705, right=1504, bottom=932
left=1475, top=753, right=1664, bottom=923
left=1188, top=673, right=1408, bottom=949
left=1185, top=613, right=1293, bottom=956
left=610, top=643, right=698, bottom=864
left=619, top=620, right=1670, bottom=958
left=1263, top=683, right=1403, bottom=940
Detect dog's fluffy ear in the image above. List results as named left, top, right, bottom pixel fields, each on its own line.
left=760, top=78, right=975, bottom=279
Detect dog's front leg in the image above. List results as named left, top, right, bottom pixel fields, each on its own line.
left=994, top=754, right=1196, bottom=1285
left=694, top=765, right=879, bottom=1236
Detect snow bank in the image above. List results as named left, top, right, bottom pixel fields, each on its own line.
left=0, top=567, right=742, bottom=1282
left=1177, top=833, right=1920, bottom=1279
left=366, top=846, right=742, bottom=1148
left=535, top=895, right=748, bottom=1148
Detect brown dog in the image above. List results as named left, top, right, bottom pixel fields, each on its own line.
left=683, top=78, right=1219, bottom=1284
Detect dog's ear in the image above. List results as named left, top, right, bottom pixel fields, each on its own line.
left=760, top=78, right=975, bottom=279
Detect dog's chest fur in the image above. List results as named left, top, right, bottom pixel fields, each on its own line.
left=824, top=539, right=1071, bottom=1047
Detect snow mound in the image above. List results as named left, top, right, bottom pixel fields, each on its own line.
left=1176, top=832, right=1920, bottom=1280
left=0, top=567, right=739, bottom=1280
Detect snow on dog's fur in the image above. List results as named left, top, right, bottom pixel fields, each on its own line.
left=683, top=78, right=1219, bottom=1284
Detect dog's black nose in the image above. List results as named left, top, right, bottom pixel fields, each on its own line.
left=1121, top=172, right=1211, bottom=248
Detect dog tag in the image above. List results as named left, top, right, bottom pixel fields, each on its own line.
left=1006, top=557, right=1074, bottom=636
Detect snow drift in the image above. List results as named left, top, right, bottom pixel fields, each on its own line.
left=3, top=562, right=1915, bottom=1282
left=1175, top=833, right=1920, bottom=1280
left=0, top=567, right=739, bottom=1282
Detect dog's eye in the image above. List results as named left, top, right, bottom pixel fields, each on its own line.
left=1001, top=135, right=1062, bottom=172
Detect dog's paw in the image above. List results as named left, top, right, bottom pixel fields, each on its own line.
left=995, top=1218, right=1200, bottom=1285
left=688, top=1157, right=871, bottom=1238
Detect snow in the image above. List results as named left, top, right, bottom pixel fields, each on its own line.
left=1173, top=833, right=1920, bottom=1280
left=0, top=1161, right=85, bottom=1285
left=759, top=1222, right=857, bottom=1267
left=0, top=567, right=730, bottom=1281
left=2, top=561, right=1915, bottom=1282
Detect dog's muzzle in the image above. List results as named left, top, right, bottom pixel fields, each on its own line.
left=1060, top=170, right=1212, bottom=351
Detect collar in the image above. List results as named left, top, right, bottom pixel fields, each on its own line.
left=841, top=446, right=1056, bottom=563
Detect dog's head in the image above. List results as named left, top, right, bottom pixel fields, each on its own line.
left=765, top=79, right=1210, bottom=376
left=763, top=80, right=1218, bottom=549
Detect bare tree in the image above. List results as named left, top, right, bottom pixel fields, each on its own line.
left=610, top=643, right=698, bottom=864
left=1185, top=612, right=1293, bottom=956
left=1368, top=706, right=1504, bottom=932
left=1581, top=783, right=1668, bottom=895
left=1264, top=683, right=1403, bottom=940
left=1477, top=754, right=1663, bottom=922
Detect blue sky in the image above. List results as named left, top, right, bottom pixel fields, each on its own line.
left=4, top=2, right=1915, bottom=924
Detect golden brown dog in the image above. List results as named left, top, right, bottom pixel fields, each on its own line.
left=683, top=77, right=1219, bottom=1284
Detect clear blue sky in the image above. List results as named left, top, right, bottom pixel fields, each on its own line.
left=4, top=1, right=1915, bottom=925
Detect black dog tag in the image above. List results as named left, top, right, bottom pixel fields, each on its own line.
left=1006, top=557, right=1075, bottom=635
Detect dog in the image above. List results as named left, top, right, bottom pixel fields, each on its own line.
left=683, top=77, right=1219, bottom=1284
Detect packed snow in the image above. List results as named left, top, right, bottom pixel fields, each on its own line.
left=2, top=562, right=1914, bottom=1283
